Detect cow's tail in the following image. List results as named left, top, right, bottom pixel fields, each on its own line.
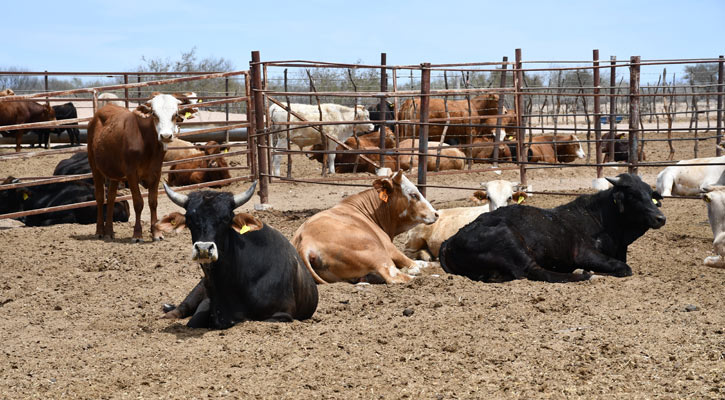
left=299, top=245, right=329, bottom=284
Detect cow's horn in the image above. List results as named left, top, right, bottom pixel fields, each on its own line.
left=233, top=181, right=258, bottom=209
left=164, top=183, right=189, bottom=208
left=605, top=176, right=621, bottom=186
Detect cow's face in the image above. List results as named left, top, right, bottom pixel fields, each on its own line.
left=353, top=106, right=374, bottom=133
left=163, top=182, right=257, bottom=264
left=375, top=171, right=438, bottom=230
left=479, top=180, right=527, bottom=211
left=134, top=94, right=198, bottom=148
left=606, top=174, right=666, bottom=229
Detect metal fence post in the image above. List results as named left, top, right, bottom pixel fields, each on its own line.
left=379, top=53, right=388, bottom=169
left=717, top=55, right=724, bottom=157
left=609, top=57, right=617, bottom=162
left=251, top=51, right=269, bottom=204
left=123, top=74, right=129, bottom=109
left=417, top=63, right=431, bottom=196
left=628, top=56, right=641, bottom=175
left=515, top=49, right=527, bottom=187
left=593, top=50, right=602, bottom=178
left=493, top=56, right=508, bottom=166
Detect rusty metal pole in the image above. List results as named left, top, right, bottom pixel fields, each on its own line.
left=609, top=57, right=616, bottom=162
left=493, top=56, right=508, bottom=166
left=515, top=49, right=527, bottom=187
left=123, top=74, right=129, bottom=109
left=379, top=53, right=388, bottom=170
left=628, top=56, right=641, bottom=175
left=593, top=50, right=602, bottom=178
left=417, top=63, right=431, bottom=196
left=44, top=71, right=49, bottom=105
left=137, top=75, right=141, bottom=100
left=251, top=51, right=269, bottom=204
left=246, top=73, right=257, bottom=177
left=717, top=55, right=724, bottom=157
left=225, top=77, right=230, bottom=143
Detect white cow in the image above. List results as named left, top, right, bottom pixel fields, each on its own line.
left=404, top=180, right=527, bottom=261
left=701, top=185, right=725, bottom=268
left=656, top=156, right=725, bottom=196
left=98, top=92, right=124, bottom=107
left=270, top=103, right=374, bottom=176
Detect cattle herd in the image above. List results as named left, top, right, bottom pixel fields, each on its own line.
left=1, top=90, right=724, bottom=332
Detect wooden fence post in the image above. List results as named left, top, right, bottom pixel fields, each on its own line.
left=628, top=56, right=641, bottom=175
left=515, top=49, right=527, bottom=187
left=251, top=50, right=269, bottom=204
left=417, top=63, right=431, bottom=196
left=593, top=50, right=602, bottom=178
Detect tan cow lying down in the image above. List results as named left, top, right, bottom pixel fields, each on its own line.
left=527, top=134, right=586, bottom=163
left=0, top=89, right=15, bottom=96
left=397, top=139, right=465, bottom=171
left=167, top=141, right=231, bottom=187
left=293, top=170, right=439, bottom=283
left=404, top=180, right=527, bottom=261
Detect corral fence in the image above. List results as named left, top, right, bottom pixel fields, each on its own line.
left=1, top=49, right=724, bottom=222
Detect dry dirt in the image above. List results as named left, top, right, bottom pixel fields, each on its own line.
left=1, top=126, right=724, bottom=399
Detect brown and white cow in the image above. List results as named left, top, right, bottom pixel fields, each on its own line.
left=308, top=128, right=397, bottom=174
left=0, top=89, right=15, bottom=96
left=0, top=99, right=56, bottom=152
left=404, top=180, right=527, bottom=261
left=167, top=141, right=231, bottom=187
left=527, top=134, right=586, bottom=163
left=87, top=93, right=197, bottom=242
left=293, top=170, right=439, bottom=283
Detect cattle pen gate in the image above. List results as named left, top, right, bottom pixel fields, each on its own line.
left=1, top=50, right=724, bottom=222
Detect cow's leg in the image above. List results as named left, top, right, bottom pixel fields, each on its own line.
left=403, top=236, right=432, bottom=262
left=14, top=131, right=23, bottom=152
left=125, top=176, right=144, bottom=242
left=389, top=245, right=431, bottom=276
left=147, top=177, right=163, bottom=241
left=104, top=180, right=119, bottom=239
left=162, top=279, right=207, bottom=319
left=573, top=248, right=632, bottom=277
left=326, top=139, right=336, bottom=174
left=91, top=174, right=106, bottom=238
left=186, top=298, right=211, bottom=328
left=272, top=136, right=285, bottom=177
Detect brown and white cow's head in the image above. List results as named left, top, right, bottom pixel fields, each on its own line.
left=476, top=180, right=528, bottom=211
left=557, top=134, right=586, bottom=162
left=134, top=93, right=198, bottom=148
left=373, top=170, right=438, bottom=234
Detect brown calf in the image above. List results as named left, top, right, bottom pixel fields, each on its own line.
left=0, top=100, right=56, bottom=152
left=167, top=141, right=231, bottom=187
left=87, top=93, right=197, bottom=242
left=293, top=170, right=439, bottom=283
left=527, top=134, right=586, bottom=163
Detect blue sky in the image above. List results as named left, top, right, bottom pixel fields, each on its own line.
left=3, top=0, right=723, bottom=72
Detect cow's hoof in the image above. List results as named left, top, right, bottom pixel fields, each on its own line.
left=162, top=303, right=177, bottom=313
left=153, top=236, right=164, bottom=242
left=132, top=237, right=144, bottom=243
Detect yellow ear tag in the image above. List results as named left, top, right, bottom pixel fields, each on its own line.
left=506, top=136, right=514, bottom=140
left=238, top=224, right=251, bottom=235
left=652, top=198, right=659, bottom=205
left=22, top=193, right=29, bottom=200
left=223, top=149, right=229, bottom=153
left=170, top=219, right=176, bottom=226
left=197, top=99, right=202, bottom=103
left=517, top=196, right=525, bottom=204
left=379, top=191, right=389, bottom=203
left=704, top=196, right=711, bottom=203
left=184, top=111, right=192, bottom=119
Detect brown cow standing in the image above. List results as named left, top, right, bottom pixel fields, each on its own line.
left=293, top=170, right=439, bottom=283
left=87, top=93, right=197, bottom=242
left=0, top=99, right=56, bottom=152
left=167, top=141, right=231, bottom=187
left=398, top=94, right=505, bottom=143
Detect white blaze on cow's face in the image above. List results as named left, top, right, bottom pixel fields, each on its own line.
left=571, top=134, right=586, bottom=159
left=482, top=180, right=517, bottom=211
left=397, top=173, right=438, bottom=225
left=149, top=94, right=183, bottom=146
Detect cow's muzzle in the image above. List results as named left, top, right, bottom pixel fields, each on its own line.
left=650, top=213, right=666, bottom=229
left=192, top=241, right=218, bottom=263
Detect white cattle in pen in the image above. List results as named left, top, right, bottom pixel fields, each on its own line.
left=270, top=103, right=374, bottom=176
left=98, top=93, right=124, bottom=107
left=403, top=180, right=527, bottom=261
left=701, top=185, right=725, bottom=268
left=656, top=156, right=725, bottom=196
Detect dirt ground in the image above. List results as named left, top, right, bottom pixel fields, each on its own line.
left=1, top=125, right=724, bottom=399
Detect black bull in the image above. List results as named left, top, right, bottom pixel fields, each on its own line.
left=161, top=182, right=318, bottom=329
left=439, top=173, right=666, bottom=283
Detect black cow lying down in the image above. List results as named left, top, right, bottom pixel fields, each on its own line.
left=159, top=182, right=318, bottom=329
left=439, top=173, right=666, bottom=283
left=0, top=176, right=130, bottom=226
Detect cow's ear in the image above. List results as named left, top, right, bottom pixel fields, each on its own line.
left=391, top=170, right=404, bottom=185
left=615, top=133, right=626, bottom=139
left=231, top=213, right=263, bottom=234
left=612, top=191, right=626, bottom=213
left=512, top=191, right=528, bottom=204
left=373, top=178, right=394, bottom=202
left=471, top=190, right=488, bottom=204
left=179, top=107, right=198, bottom=120
left=155, top=212, right=186, bottom=233
left=134, top=103, right=153, bottom=118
